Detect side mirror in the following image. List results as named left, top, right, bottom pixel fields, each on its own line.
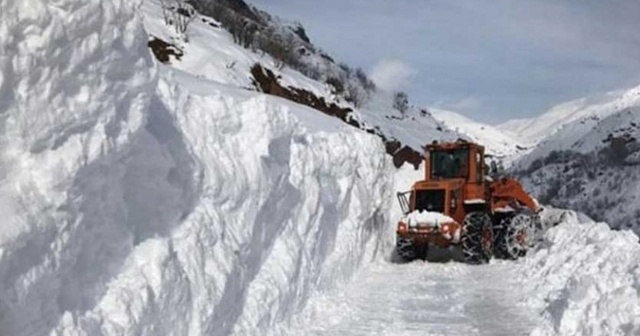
left=490, top=161, right=498, bottom=174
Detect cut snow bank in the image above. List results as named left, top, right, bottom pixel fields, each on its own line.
left=52, top=70, right=393, bottom=336
left=519, top=210, right=640, bottom=336
left=0, top=0, right=155, bottom=334
left=0, top=1, right=393, bottom=335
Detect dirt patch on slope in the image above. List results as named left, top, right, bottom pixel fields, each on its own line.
left=250, top=64, right=422, bottom=168
left=148, top=37, right=183, bottom=64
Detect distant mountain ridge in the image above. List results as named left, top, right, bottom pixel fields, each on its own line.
left=507, top=86, right=640, bottom=234
left=430, top=109, right=529, bottom=161
left=498, top=84, right=640, bottom=145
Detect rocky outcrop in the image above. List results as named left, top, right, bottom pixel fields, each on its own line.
left=250, top=64, right=423, bottom=168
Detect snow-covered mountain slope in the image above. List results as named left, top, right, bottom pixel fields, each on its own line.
left=0, top=0, right=393, bottom=335
left=143, top=0, right=320, bottom=98
left=431, top=109, right=530, bottom=160
left=511, top=97, right=640, bottom=233
left=498, top=84, right=640, bottom=145
left=356, top=94, right=460, bottom=158
left=143, top=0, right=463, bottom=168
left=515, top=107, right=640, bottom=169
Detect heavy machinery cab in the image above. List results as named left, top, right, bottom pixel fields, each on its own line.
left=430, top=148, right=469, bottom=179
left=428, top=142, right=479, bottom=181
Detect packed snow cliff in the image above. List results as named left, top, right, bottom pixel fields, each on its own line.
left=1, top=0, right=155, bottom=332
left=0, top=0, right=393, bottom=335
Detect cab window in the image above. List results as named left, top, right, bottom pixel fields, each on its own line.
left=431, top=148, right=469, bottom=179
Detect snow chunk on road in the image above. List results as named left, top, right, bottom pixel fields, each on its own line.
left=404, top=210, right=455, bottom=228
left=520, top=213, right=640, bottom=336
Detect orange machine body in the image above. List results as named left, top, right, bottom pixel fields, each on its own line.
left=396, top=140, right=538, bottom=247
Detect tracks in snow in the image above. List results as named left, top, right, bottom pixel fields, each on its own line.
left=284, top=259, right=538, bottom=336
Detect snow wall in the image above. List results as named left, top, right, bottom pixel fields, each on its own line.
left=520, top=210, right=640, bottom=336
left=0, top=1, right=392, bottom=335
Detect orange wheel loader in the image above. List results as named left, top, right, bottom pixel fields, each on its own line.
left=396, top=139, right=542, bottom=264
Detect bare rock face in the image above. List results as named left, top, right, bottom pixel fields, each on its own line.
left=148, top=37, right=184, bottom=64
left=251, top=63, right=423, bottom=169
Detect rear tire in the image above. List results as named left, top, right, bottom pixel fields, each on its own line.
left=494, top=212, right=539, bottom=259
left=461, top=212, right=493, bottom=264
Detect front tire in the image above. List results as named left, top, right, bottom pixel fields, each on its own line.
left=395, top=237, right=428, bottom=261
left=494, top=212, right=539, bottom=259
left=461, top=212, right=493, bottom=264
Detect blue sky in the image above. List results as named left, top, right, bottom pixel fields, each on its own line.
left=249, top=0, right=640, bottom=123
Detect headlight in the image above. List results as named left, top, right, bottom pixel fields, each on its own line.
left=440, top=222, right=462, bottom=243
left=397, top=222, right=408, bottom=233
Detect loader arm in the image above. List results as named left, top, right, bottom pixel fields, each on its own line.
left=490, top=178, right=539, bottom=212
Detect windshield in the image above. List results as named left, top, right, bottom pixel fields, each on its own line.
left=431, top=148, right=469, bottom=178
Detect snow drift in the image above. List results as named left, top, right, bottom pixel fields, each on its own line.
left=520, top=210, right=640, bottom=336
left=0, top=0, right=393, bottom=335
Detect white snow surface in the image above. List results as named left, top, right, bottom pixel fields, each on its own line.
left=431, top=109, right=530, bottom=160
left=498, top=84, right=640, bottom=145
left=521, top=210, right=640, bottom=336
left=52, top=69, right=392, bottom=336
left=403, top=210, right=455, bottom=228
left=511, top=104, right=640, bottom=234
left=514, top=107, right=640, bottom=169
left=275, top=208, right=640, bottom=336
left=140, top=0, right=462, bottom=156
left=1, top=1, right=393, bottom=335
left=281, top=259, right=539, bottom=336
left=3, top=0, right=640, bottom=335
left=1, top=0, right=155, bottom=333
left=508, top=88, right=640, bottom=234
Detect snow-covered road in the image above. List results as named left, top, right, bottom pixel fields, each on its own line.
left=277, top=211, right=640, bottom=336
left=285, top=258, right=538, bottom=336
